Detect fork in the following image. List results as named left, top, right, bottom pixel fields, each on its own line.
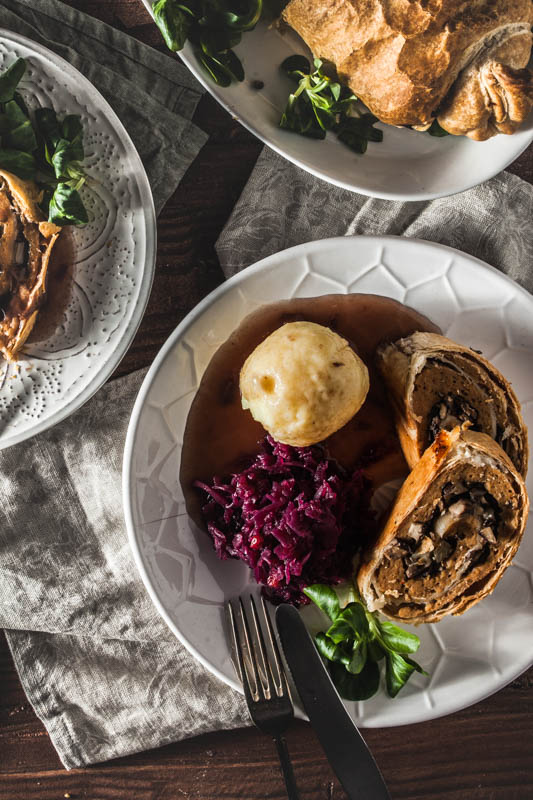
left=227, top=594, right=300, bottom=800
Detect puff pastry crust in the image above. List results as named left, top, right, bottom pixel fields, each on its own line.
left=377, top=332, right=529, bottom=477
left=282, top=0, right=533, bottom=139
left=357, top=427, right=529, bottom=623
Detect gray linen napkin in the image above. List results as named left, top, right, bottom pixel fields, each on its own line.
left=2, top=370, right=249, bottom=769
left=0, top=0, right=249, bottom=771
left=216, top=148, right=533, bottom=295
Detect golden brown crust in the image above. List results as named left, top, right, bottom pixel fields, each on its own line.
left=357, top=427, right=530, bottom=623
left=377, top=331, right=529, bottom=477
left=438, top=31, right=533, bottom=139
left=0, top=170, right=61, bottom=361
left=282, top=0, right=533, bottom=137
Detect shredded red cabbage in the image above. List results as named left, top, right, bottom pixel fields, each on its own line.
left=194, top=436, right=374, bottom=605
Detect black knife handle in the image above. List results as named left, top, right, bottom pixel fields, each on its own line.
left=273, top=734, right=300, bottom=800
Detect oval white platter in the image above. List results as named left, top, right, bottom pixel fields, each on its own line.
left=0, top=31, right=156, bottom=448
left=141, top=0, right=533, bottom=200
left=123, top=236, right=533, bottom=727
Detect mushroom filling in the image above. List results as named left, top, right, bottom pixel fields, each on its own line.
left=0, top=180, right=30, bottom=298
left=427, top=393, right=480, bottom=443
left=383, top=481, right=500, bottom=582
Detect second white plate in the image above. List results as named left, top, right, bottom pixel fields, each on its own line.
left=142, top=1, right=533, bottom=200
left=0, top=31, right=156, bottom=448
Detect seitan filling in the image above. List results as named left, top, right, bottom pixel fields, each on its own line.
left=0, top=177, right=55, bottom=358
left=373, top=460, right=518, bottom=617
left=412, top=356, right=519, bottom=466
left=428, top=393, right=480, bottom=443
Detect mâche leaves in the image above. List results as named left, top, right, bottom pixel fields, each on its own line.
left=347, top=639, right=367, bottom=675
left=326, top=603, right=369, bottom=643
left=51, top=138, right=84, bottom=180
left=48, top=182, right=88, bottom=226
left=305, top=581, right=428, bottom=700
left=379, top=620, right=421, bottom=654
left=385, top=651, right=427, bottom=698
left=0, top=58, right=26, bottom=103
left=315, top=632, right=350, bottom=665
left=153, top=0, right=196, bottom=51
left=279, top=57, right=384, bottom=154
left=427, top=119, right=450, bottom=137
left=304, top=584, right=340, bottom=621
left=153, top=0, right=262, bottom=86
left=0, top=59, right=89, bottom=227
left=34, top=107, right=63, bottom=151
left=1, top=100, right=38, bottom=152
left=0, top=148, right=35, bottom=180
left=329, top=659, right=380, bottom=701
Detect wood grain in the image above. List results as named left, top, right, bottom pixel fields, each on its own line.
left=1, top=1, right=533, bottom=799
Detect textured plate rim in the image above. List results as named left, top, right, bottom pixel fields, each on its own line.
left=0, top=30, right=157, bottom=449
left=123, top=235, right=533, bottom=727
left=141, top=0, right=533, bottom=201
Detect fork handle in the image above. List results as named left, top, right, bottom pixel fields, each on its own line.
left=273, top=735, right=300, bottom=800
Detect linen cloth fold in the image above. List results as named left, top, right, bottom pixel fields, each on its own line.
left=216, top=148, right=533, bottom=293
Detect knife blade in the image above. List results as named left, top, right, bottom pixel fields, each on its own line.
left=276, top=604, right=391, bottom=800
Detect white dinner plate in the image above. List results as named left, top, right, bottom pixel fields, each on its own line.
left=123, top=236, right=533, bottom=727
left=142, top=0, right=533, bottom=200
left=0, top=32, right=156, bottom=448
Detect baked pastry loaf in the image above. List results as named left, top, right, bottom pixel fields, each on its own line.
left=0, top=170, right=61, bottom=360
left=357, top=427, right=529, bottom=623
left=282, top=0, right=533, bottom=139
left=377, top=332, right=528, bottom=477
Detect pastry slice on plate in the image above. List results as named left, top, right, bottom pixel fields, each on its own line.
left=357, top=427, right=529, bottom=624
left=377, top=331, right=528, bottom=477
left=0, top=169, right=61, bottom=361
left=282, top=0, right=533, bottom=139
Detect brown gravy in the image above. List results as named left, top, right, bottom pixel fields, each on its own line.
left=180, top=294, right=440, bottom=526
left=28, top=228, right=74, bottom=343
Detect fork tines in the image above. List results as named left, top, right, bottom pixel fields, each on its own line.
left=227, top=594, right=289, bottom=707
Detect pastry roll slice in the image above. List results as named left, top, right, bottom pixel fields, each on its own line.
left=357, top=427, right=529, bottom=624
left=0, top=170, right=61, bottom=360
left=377, top=332, right=528, bottom=477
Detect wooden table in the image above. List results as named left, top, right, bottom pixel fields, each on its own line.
left=2, top=2, right=533, bottom=798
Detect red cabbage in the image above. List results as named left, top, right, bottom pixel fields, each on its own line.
left=194, top=436, right=374, bottom=605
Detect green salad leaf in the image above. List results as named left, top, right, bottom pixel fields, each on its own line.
left=153, top=0, right=196, bottom=50
left=302, top=584, right=340, bottom=621
left=329, top=659, right=380, bottom=702
left=0, top=58, right=89, bottom=227
left=0, top=148, right=35, bottom=180
left=279, top=57, right=384, bottom=154
left=0, top=58, right=27, bottom=103
left=1, top=99, right=38, bottom=152
left=48, top=182, right=88, bottom=226
left=153, top=0, right=262, bottom=86
left=304, top=582, right=428, bottom=700
left=427, top=119, right=450, bottom=137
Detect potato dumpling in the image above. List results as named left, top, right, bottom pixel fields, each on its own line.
left=239, top=321, right=369, bottom=446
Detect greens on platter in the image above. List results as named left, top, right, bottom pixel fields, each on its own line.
left=304, top=582, right=428, bottom=700
left=427, top=119, right=450, bottom=137
left=0, top=58, right=89, bottom=226
left=153, top=0, right=262, bottom=87
left=279, top=56, right=383, bottom=154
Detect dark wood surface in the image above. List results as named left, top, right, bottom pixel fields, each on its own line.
left=2, top=2, right=533, bottom=798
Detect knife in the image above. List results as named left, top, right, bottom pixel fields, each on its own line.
left=275, top=604, right=391, bottom=800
